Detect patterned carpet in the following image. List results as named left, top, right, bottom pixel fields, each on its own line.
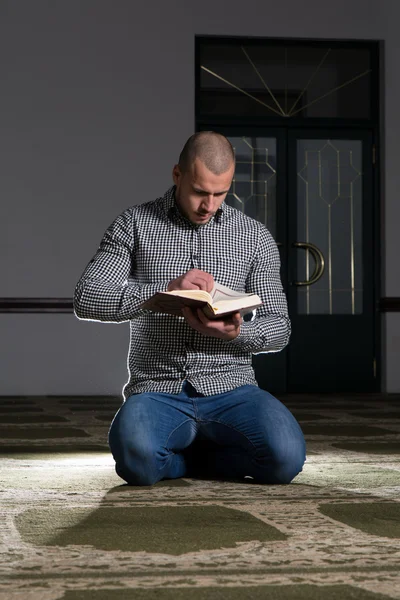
left=1, top=393, right=400, bottom=599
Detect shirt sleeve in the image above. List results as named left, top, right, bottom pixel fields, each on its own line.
left=73, top=208, right=166, bottom=323
left=227, top=225, right=291, bottom=354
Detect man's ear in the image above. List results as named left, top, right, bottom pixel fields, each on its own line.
left=172, top=164, right=181, bottom=185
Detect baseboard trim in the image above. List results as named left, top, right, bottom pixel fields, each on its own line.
left=1, top=297, right=400, bottom=314
left=0, top=299, right=73, bottom=313
left=380, top=297, right=400, bottom=312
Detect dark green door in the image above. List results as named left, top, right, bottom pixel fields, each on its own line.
left=223, top=128, right=377, bottom=393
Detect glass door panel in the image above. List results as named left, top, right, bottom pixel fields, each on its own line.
left=226, top=133, right=287, bottom=393
left=296, top=139, right=363, bottom=315
left=226, top=136, right=277, bottom=239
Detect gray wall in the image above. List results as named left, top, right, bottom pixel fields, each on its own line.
left=1, top=0, right=398, bottom=395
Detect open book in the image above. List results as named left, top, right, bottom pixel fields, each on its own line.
left=140, top=282, right=262, bottom=319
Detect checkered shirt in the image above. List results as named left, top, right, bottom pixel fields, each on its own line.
left=74, top=186, right=290, bottom=398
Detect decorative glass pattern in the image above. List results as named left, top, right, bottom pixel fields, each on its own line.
left=226, top=137, right=277, bottom=239
left=296, top=139, right=363, bottom=315
left=198, top=40, right=374, bottom=121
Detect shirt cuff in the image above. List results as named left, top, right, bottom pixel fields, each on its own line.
left=225, top=320, right=263, bottom=353
left=119, top=282, right=168, bottom=320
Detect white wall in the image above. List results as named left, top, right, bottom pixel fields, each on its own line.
left=1, top=0, right=398, bottom=395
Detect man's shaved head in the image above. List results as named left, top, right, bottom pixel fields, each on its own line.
left=172, top=132, right=235, bottom=225
left=178, top=131, right=235, bottom=175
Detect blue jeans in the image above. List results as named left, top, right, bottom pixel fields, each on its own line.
left=108, top=381, right=306, bottom=486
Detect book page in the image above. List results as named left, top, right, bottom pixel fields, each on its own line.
left=167, top=289, right=212, bottom=303
left=211, top=282, right=253, bottom=303
left=212, top=295, right=261, bottom=314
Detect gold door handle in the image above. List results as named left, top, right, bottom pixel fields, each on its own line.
left=292, top=242, right=325, bottom=286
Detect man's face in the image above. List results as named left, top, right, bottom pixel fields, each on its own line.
left=172, top=158, right=234, bottom=225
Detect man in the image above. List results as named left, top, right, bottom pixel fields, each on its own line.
left=74, top=132, right=306, bottom=486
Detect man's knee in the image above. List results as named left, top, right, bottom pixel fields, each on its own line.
left=116, top=460, right=160, bottom=486
left=109, top=413, right=161, bottom=486
left=254, top=398, right=306, bottom=484
left=253, top=436, right=306, bottom=485
left=113, top=442, right=161, bottom=486
left=260, top=455, right=305, bottom=484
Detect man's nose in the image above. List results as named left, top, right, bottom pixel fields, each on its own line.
left=201, top=195, right=215, bottom=211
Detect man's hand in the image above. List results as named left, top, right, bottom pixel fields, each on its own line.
left=182, top=307, right=242, bottom=341
left=167, top=269, right=214, bottom=292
